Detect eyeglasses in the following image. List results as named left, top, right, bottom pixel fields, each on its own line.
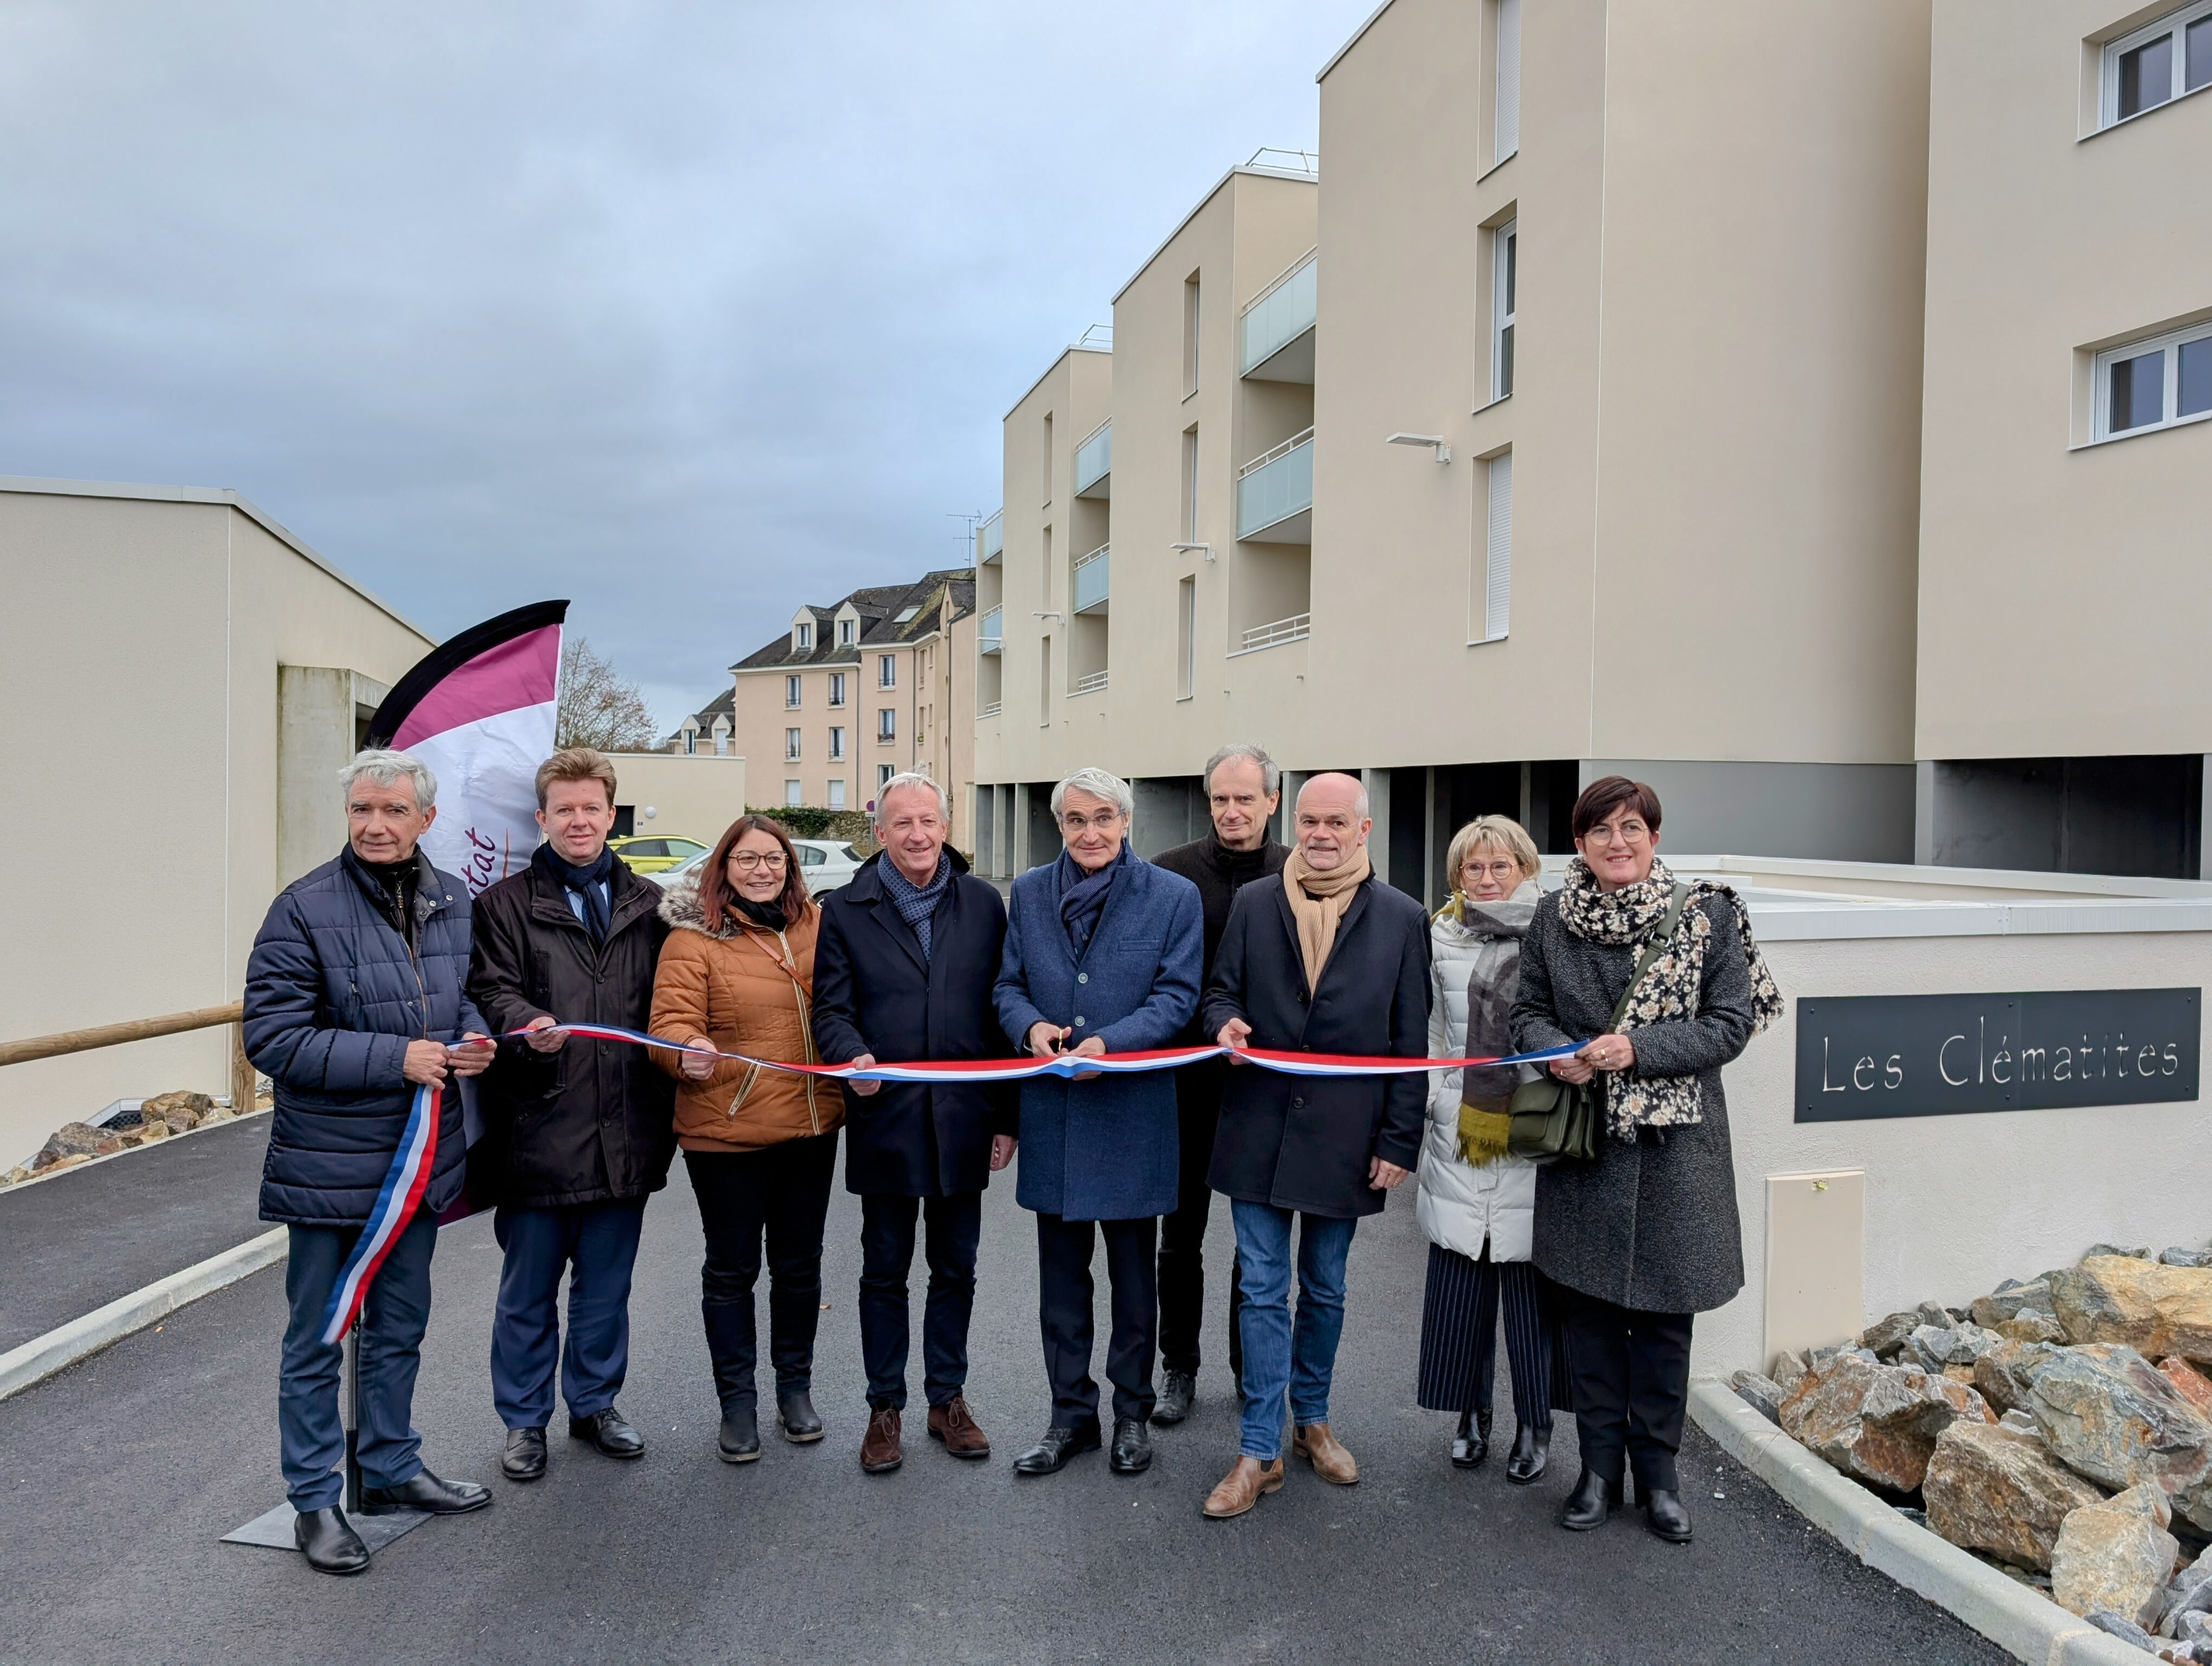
left=1059, top=811, right=1124, bottom=832
left=728, top=851, right=788, bottom=872
left=1587, top=819, right=1651, bottom=844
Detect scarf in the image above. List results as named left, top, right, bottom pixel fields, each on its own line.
left=1281, top=843, right=1371, bottom=993
left=1057, top=843, right=1127, bottom=957
left=734, top=895, right=789, bottom=932
left=879, top=850, right=951, bottom=962
left=533, top=841, right=616, bottom=941
left=1557, top=856, right=1784, bottom=1140
left=1442, top=879, right=1540, bottom=1165
left=346, top=848, right=422, bottom=950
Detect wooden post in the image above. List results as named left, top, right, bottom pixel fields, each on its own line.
left=230, top=1022, right=258, bottom=1114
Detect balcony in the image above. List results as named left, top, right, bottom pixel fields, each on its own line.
left=1072, top=670, right=1109, bottom=696
left=979, top=700, right=1002, bottom=719
left=1239, top=252, right=1316, bottom=383
left=1072, top=544, right=1110, bottom=615
left=1073, top=419, right=1111, bottom=499
left=1236, top=428, right=1313, bottom=543
left=979, top=605, right=1002, bottom=653
left=979, top=510, right=1002, bottom=565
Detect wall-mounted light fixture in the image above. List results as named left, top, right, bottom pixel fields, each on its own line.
left=1032, top=611, right=1067, bottom=624
left=1386, top=432, right=1451, bottom=464
left=1171, top=542, right=1216, bottom=562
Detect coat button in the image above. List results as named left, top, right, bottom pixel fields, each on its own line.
left=1077, top=972, right=1088, bottom=984
left=1073, top=1016, right=1085, bottom=1027
left=1293, top=1096, right=1304, bottom=1108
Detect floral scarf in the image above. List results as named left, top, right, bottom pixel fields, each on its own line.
left=1557, top=856, right=1783, bottom=1139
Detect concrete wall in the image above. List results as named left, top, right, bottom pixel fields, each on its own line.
left=1585, top=760, right=1919, bottom=865
left=602, top=752, right=749, bottom=849
left=276, top=666, right=389, bottom=888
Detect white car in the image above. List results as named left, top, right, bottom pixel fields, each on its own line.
left=648, top=838, right=865, bottom=896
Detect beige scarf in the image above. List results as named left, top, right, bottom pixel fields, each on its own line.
left=1281, top=844, right=1372, bottom=992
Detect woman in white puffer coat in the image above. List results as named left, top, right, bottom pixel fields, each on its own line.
left=1414, top=815, right=1555, bottom=1483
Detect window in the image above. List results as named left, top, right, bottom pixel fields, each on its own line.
left=784, top=779, right=802, bottom=808
left=1039, top=637, right=1053, bottom=726
left=623, top=839, right=667, bottom=858
left=828, top=779, right=846, bottom=810
left=1493, top=0, right=1522, bottom=161
left=1042, top=412, right=1054, bottom=504
left=681, top=728, right=696, bottom=755
left=828, top=671, right=846, bottom=706
left=829, top=726, right=846, bottom=760
left=784, top=728, right=802, bottom=761
left=1183, top=273, right=1203, bottom=396
left=2095, top=321, right=2212, bottom=440
left=785, top=675, right=801, bottom=708
left=838, top=617, right=856, bottom=647
left=1481, top=451, right=1513, bottom=642
left=793, top=621, right=813, bottom=650
left=878, top=653, right=897, bottom=688
left=877, top=764, right=895, bottom=789
left=2103, top=1, right=2212, bottom=127
left=1041, top=524, right=1053, bottom=606
left=1491, top=220, right=1517, bottom=401
left=878, top=708, right=897, bottom=741
left=1181, top=427, right=1200, bottom=540
left=1176, top=576, right=1197, bottom=699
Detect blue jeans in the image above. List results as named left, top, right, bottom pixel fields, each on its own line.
left=280, top=1212, right=438, bottom=1511
left=490, top=1199, right=648, bottom=1430
left=1231, top=1200, right=1358, bottom=1463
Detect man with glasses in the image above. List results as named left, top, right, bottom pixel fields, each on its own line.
left=993, top=767, right=1203, bottom=1478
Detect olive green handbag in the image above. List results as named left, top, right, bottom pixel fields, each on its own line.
left=1506, top=882, right=1691, bottom=1164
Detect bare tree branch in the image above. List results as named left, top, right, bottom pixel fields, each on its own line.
left=557, top=635, right=660, bottom=752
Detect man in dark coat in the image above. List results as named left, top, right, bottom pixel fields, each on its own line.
left=466, top=748, right=678, bottom=1483
left=812, top=773, right=1014, bottom=1476
left=993, top=767, right=1203, bottom=1480
left=1197, top=772, right=1429, bottom=1520
left=243, top=750, right=496, bottom=1574
left=1149, top=743, right=1285, bottom=1423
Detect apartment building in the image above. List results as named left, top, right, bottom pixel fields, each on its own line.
left=1915, top=0, right=2212, bottom=877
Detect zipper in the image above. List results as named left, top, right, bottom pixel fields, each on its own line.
left=776, top=926, right=821, bottom=1133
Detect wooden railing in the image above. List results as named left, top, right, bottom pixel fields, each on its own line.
left=0, top=1003, right=256, bottom=1118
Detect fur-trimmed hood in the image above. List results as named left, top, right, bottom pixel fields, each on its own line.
left=657, top=872, right=815, bottom=942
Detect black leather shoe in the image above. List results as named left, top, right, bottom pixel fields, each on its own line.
left=1012, top=1423, right=1102, bottom=1476
left=1151, top=1370, right=1196, bottom=1426
left=294, top=1507, right=370, bottom=1575
left=717, top=1405, right=760, bottom=1464
left=1644, top=1486, right=1694, bottom=1542
left=777, top=1389, right=824, bottom=1444
left=1559, top=1469, right=1622, bottom=1531
left=502, top=1427, right=548, bottom=1481
left=569, top=1406, right=645, bottom=1459
left=1110, top=1417, right=1153, bottom=1474
left=1506, top=1423, right=1550, bottom=1485
left=1451, top=1407, right=1491, bottom=1469
left=360, top=1468, right=491, bottom=1516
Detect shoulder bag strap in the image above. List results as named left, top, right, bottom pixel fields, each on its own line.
left=1606, top=881, right=1693, bottom=1031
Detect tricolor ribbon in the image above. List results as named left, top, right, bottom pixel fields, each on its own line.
left=319, top=1082, right=441, bottom=1347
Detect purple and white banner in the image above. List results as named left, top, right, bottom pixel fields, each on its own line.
left=366, top=600, right=568, bottom=897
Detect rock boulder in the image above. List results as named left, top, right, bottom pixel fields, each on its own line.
left=1974, top=1280, right=2054, bottom=1329
left=1731, top=1370, right=1787, bottom=1426
left=1999, top=1313, right=2067, bottom=1345
left=1923, top=1420, right=2106, bottom=1571
left=1779, top=1354, right=1992, bottom=1494
left=2165, top=1359, right=2212, bottom=1421
left=141, top=1090, right=214, bottom=1131
left=2028, top=1343, right=2212, bottom=1530
left=1976, top=1339, right=2054, bottom=1413
left=1862, top=1311, right=1921, bottom=1356
left=2050, top=1485, right=2179, bottom=1627
left=2053, top=1257, right=2212, bottom=1365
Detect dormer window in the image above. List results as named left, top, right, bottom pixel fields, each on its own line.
left=793, top=621, right=813, bottom=651
left=839, top=618, right=857, bottom=647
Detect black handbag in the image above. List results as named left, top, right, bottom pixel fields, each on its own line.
left=1507, top=882, right=1691, bottom=1164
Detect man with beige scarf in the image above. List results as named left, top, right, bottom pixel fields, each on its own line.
left=1195, top=772, right=1431, bottom=1518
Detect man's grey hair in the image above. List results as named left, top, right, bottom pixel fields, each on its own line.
left=339, top=748, right=437, bottom=810
left=1051, top=766, right=1134, bottom=819
left=873, top=771, right=950, bottom=828
left=1203, top=742, right=1279, bottom=797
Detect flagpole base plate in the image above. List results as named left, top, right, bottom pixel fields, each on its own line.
left=222, top=1501, right=432, bottom=1552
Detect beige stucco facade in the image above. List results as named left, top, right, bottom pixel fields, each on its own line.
left=0, top=479, right=436, bottom=1167
left=601, top=752, right=749, bottom=851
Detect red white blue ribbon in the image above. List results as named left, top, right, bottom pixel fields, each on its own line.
left=319, top=1082, right=441, bottom=1346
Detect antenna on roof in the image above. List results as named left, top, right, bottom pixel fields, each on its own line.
left=947, top=510, right=982, bottom=565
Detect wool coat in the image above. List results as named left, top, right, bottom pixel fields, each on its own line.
left=650, top=876, right=841, bottom=1153
left=466, top=855, right=677, bottom=1209
left=1200, top=871, right=1431, bottom=1221
left=1510, top=890, right=1757, bottom=1314
left=811, top=848, right=1017, bottom=1199
left=244, top=848, right=486, bottom=1227
left=993, top=848, right=1203, bottom=1222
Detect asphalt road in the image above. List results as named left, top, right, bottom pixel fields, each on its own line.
left=0, top=1156, right=2008, bottom=1665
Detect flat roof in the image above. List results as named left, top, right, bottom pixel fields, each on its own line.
left=0, top=475, right=435, bottom=643
left=1110, top=163, right=1319, bottom=307
left=1001, top=343, right=1112, bottom=424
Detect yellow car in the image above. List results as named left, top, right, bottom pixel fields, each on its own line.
left=608, top=835, right=710, bottom=874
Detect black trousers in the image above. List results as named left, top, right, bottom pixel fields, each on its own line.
left=1555, top=1283, right=1694, bottom=1491
left=1036, top=1212, right=1158, bottom=1428
left=685, top=1131, right=839, bottom=1412
left=858, top=1190, right=982, bottom=1412
left=1157, top=1075, right=1241, bottom=1382
left=1414, top=1242, right=1553, bottom=1431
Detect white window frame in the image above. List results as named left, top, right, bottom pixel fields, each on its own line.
left=1490, top=220, right=1517, bottom=403
left=1493, top=0, right=1522, bottom=163
left=2101, top=0, right=2212, bottom=129
left=793, top=621, right=812, bottom=650
left=839, top=618, right=856, bottom=647
left=2093, top=319, right=2212, bottom=441
left=1176, top=575, right=1197, bottom=700
left=877, top=763, right=896, bottom=789
left=785, top=675, right=801, bottom=708
left=878, top=653, right=897, bottom=689
left=682, top=729, right=696, bottom=755
left=784, top=779, right=803, bottom=808
left=828, top=779, right=847, bottom=811
left=784, top=727, right=802, bottom=761
left=878, top=707, right=897, bottom=741
left=828, top=671, right=846, bottom=706
left=828, top=726, right=846, bottom=761
left=1477, top=450, right=1513, bottom=643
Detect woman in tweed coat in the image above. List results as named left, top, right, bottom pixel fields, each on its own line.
left=1510, top=776, right=1779, bottom=1546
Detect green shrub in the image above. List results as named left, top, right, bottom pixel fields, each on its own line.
left=744, top=806, right=878, bottom=853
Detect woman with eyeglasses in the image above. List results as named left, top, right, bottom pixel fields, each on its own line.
left=652, top=814, right=844, bottom=1464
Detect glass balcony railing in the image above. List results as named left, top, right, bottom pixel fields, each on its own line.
left=1236, top=429, right=1314, bottom=541
left=1073, top=420, right=1111, bottom=498
left=1239, top=253, right=1316, bottom=378
left=979, top=510, right=1002, bottom=565
left=979, top=605, right=1002, bottom=653
left=1072, top=544, right=1110, bottom=614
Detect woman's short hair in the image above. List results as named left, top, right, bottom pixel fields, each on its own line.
left=1445, top=815, right=1541, bottom=887
left=698, top=814, right=814, bottom=927
left=535, top=747, right=618, bottom=810
left=339, top=749, right=436, bottom=810
left=1051, top=767, right=1134, bottom=819
left=1570, top=776, right=1664, bottom=842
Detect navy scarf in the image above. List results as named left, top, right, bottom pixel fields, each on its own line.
left=879, top=851, right=951, bottom=961
left=533, top=841, right=617, bottom=941
left=1056, top=843, right=1128, bottom=957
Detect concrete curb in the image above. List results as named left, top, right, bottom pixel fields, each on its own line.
left=1687, top=1379, right=2150, bottom=1666
left=0, top=1227, right=288, bottom=1404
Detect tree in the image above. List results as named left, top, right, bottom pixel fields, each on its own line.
left=557, top=636, right=660, bottom=752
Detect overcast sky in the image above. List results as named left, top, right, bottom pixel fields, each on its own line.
left=0, top=0, right=1369, bottom=728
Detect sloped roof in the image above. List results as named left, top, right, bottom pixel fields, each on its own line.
left=731, top=567, right=977, bottom=672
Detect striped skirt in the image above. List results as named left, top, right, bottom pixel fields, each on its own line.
left=1415, top=1241, right=1566, bottom=1427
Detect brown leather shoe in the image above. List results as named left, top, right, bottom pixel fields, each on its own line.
left=927, top=1395, right=991, bottom=1460
left=860, top=1406, right=902, bottom=1474
left=1293, top=1422, right=1360, bottom=1485
left=1203, top=1455, right=1285, bottom=1519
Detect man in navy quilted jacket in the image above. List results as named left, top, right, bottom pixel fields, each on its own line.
left=243, top=750, right=496, bottom=1574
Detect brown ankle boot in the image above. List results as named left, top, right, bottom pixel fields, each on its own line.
left=927, top=1395, right=991, bottom=1459
left=860, top=1406, right=902, bottom=1474
left=1293, top=1422, right=1360, bottom=1485
left=1203, top=1454, right=1285, bottom=1518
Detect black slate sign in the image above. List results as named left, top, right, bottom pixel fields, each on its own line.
left=1795, top=988, right=2199, bottom=1122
